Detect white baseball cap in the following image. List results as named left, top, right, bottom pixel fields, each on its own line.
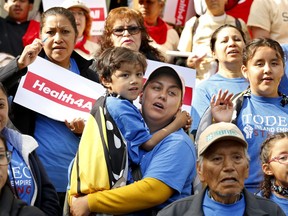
left=198, top=122, right=248, bottom=157
left=62, top=0, right=90, bottom=13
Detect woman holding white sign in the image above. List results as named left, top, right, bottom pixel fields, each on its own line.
left=2, top=7, right=100, bottom=210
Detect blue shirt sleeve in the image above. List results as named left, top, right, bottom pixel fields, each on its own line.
left=106, top=97, right=152, bottom=164
left=141, top=130, right=197, bottom=197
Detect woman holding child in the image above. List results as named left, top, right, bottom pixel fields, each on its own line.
left=70, top=64, right=197, bottom=215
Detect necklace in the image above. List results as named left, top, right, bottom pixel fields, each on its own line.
left=271, top=180, right=288, bottom=197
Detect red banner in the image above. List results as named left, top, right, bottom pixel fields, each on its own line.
left=175, top=0, right=189, bottom=26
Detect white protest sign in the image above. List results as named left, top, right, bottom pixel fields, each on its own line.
left=14, top=56, right=106, bottom=122
left=42, top=0, right=107, bottom=35
left=14, top=58, right=196, bottom=122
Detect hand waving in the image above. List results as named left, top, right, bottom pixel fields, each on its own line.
left=210, top=89, right=234, bottom=123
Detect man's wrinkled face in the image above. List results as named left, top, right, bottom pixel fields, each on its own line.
left=197, top=140, right=249, bottom=203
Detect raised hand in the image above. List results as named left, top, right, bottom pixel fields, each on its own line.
left=17, top=38, right=44, bottom=70
left=186, top=51, right=207, bottom=69
left=210, top=89, right=234, bottom=123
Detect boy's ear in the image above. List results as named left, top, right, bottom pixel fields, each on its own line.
left=139, top=92, right=143, bottom=104
left=101, top=77, right=111, bottom=89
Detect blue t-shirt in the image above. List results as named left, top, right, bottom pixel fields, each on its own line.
left=257, top=191, right=288, bottom=215
left=203, top=189, right=245, bottom=216
left=138, top=129, right=197, bottom=209
left=34, top=57, right=81, bottom=192
left=7, top=143, right=35, bottom=205
left=191, top=73, right=248, bottom=134
left=106, top=96, right=152, bottom=164
left=34, top=114, right=80, bottom=192
left=270, top=193, right=288, bottom=215
left=237, top=94, right=288, bottom=192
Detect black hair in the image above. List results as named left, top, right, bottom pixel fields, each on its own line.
left=243, top=38, right=285, bottom=67
left=40, top=7, right=78, bottom=40
left=210, top=24, right=246, bottom=52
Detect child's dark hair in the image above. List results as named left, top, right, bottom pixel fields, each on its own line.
left=260, top=132, right=288, bottom=198
left=96, top=47, right=147, bottom=84
left=243, top=38, right=285, bottom=67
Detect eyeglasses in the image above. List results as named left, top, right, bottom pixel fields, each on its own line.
left=112, top=26, right=142, bottom=36
left=268, top=154, right=288, bottom=165
left=0, top=151, right=11, bottom=166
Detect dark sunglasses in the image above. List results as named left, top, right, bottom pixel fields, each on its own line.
left=112, top=26, right=142, bottom=36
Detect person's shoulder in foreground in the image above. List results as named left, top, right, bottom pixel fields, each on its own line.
left=157, top=187, right=285, bottom=215
left=0, top=184, right=46, bottom=216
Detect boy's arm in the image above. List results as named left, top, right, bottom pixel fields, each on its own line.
left=142, top=111, right=189, bottom=151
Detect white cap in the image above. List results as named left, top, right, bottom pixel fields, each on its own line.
left=62, top=0, right=90, bottom=13
left=198, top=122, right=248, bottom=157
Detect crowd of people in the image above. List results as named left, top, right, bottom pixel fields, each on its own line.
left=0, top=0, right=288, bottom=215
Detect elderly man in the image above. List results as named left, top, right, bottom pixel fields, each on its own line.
left=157, top=122, right=285, bottom=215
